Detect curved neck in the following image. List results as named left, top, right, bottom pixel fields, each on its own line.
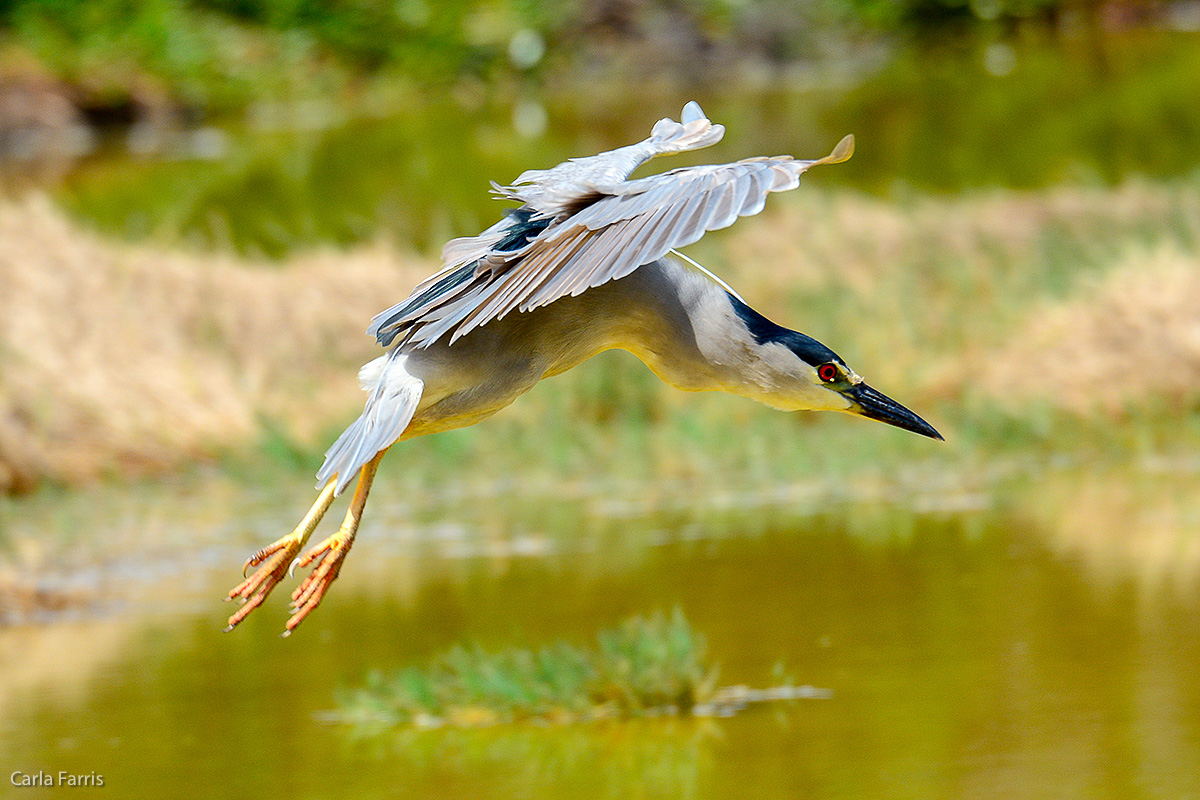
left=601, top=258, right=848, bottom=412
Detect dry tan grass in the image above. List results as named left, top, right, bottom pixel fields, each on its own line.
left=726, top=179, right=1190, bottom=315
left=1, top=178, right=1197, bottom=492
left=0, top=194, right=432, bottom=492
left=979, top=244, right=1200, bottom=415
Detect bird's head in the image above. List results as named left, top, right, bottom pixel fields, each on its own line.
left=725, top=293, right=943, bottom=440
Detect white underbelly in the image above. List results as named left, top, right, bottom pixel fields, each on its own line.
left=357, top=257, right=715, bottom=437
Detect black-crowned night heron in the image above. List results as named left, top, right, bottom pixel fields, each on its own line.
left=226, top=102, right=942, bottom=635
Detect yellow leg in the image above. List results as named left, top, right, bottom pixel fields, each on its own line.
left=284, top=449, right=386, bottom=635
left=224, top=479, right=338, bottom=632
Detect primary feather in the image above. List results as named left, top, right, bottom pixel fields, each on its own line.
left=368, top=103, right=852, bottom=350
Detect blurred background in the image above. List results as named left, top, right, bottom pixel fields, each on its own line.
left=1, top=1, right=1199, bottom=797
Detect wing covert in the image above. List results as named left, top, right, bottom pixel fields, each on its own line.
left=369, top=106, right=853, bottom=349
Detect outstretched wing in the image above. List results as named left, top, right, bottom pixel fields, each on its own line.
left=371, top=103, right=853, bottom=349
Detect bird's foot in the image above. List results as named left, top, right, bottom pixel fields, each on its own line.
left=284, top=532, right=354, bottom=634
left=224, top=533, right=306, bottom=631
left=224, top=480, right=338, bottom=633
left=222, top=454, right=382, bottom=635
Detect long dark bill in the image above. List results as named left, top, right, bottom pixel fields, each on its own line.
left=846, top=383, right=943, bottom=441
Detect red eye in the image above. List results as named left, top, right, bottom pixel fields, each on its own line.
left=817, top=363, right=838, bottom=383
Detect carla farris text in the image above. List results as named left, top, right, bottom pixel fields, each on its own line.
left=11, top=771, right=105, bottom=787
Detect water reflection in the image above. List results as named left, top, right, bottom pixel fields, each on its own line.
left=339, top=722, right=713, bottom=800
left=48, top=30, right=1200, bottom=257
left=2, top=466, right=1199, bottom=799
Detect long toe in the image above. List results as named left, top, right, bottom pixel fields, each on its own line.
left=283, top=536, right=350, bottom=635
left=224, top=536, right=304, bottom=631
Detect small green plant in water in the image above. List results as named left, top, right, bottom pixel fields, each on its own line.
left=337, top=609, right=722, bottom=728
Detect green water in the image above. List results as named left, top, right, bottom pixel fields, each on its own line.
left=52, top=29, right=1200, bottom=257
left=2, top=462, right=1199, bottom=799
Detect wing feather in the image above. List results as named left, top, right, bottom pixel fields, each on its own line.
left=453, top=227, right=591, bottom=339
left=374, top=110, right=854, bottom=348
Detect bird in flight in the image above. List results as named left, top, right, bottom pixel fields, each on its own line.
left=225, top=102, right=942, bottom=635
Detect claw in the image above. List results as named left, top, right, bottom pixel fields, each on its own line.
left=243, top=544, right=279, bottom=578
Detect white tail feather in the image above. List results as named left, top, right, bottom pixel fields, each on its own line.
left=316, top=353, right=424, bottom=495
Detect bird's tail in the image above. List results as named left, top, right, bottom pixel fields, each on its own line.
left=316, top=352, right=424, bottom=496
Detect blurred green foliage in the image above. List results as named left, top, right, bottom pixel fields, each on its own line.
left=0, top=0, right=561, bottom=111
left=0, top=0, right=1157, bottom=114
left=846, top=0, right=1063, bottom=28
left=54, top=28, right=1200, bottom=257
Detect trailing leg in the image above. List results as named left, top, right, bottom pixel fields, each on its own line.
left=225, top=348, right=422, bottom=633
left=285, top=449, right=386, bottom=634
